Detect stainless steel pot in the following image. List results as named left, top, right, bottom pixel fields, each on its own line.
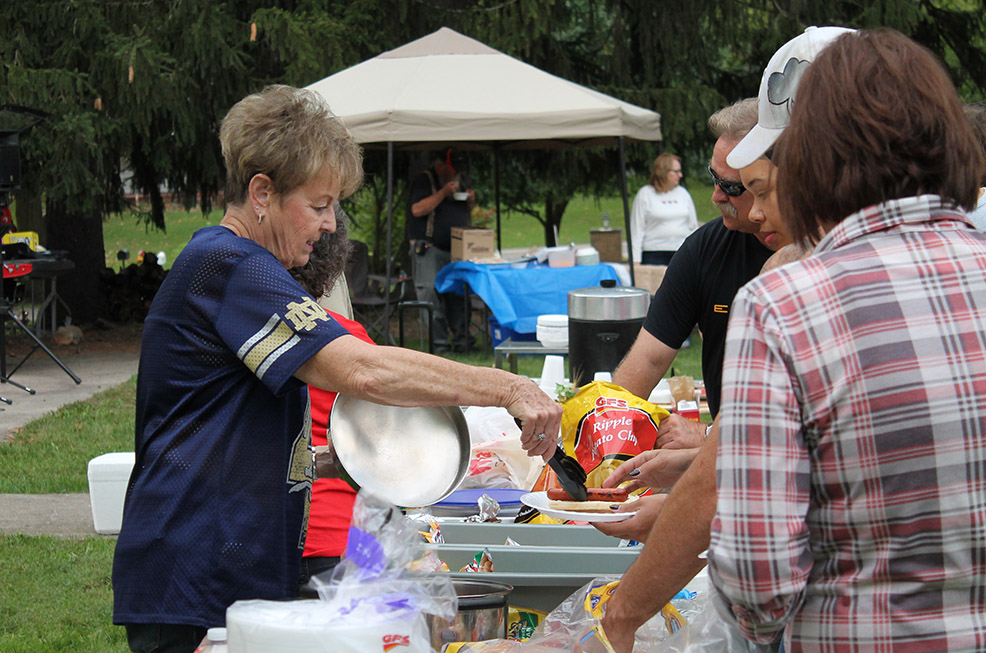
left=328, top=395, right=470, bottom=507
left=568, top=280, right=651, bottom=386
left=427, top=579, right=513, bottom=648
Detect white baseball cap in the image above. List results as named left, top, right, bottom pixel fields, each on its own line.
left=727, top=26, right=855, bottom=169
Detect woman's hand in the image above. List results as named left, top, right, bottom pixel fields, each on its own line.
left=508, top=381, right=563, bottom=459
left=654, top=413, right=706, bottom=449
left=601, top=448, right=698, bottom=493
left=593, top=493, right=667, bottom=542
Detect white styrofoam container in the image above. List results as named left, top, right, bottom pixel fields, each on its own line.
left=87, top=452, right=135, bottom=534
left=536, top=314, right=569, bottom=349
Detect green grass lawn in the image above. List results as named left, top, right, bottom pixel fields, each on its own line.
left=101, top=180, right=717, bottom=269
left=0, top=535, right=126, bottom=652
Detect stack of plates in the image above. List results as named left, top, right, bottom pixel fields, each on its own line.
left=428, top=488, right=528, bottom=519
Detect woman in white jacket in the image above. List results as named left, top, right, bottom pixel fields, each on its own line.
left=630, top=153, right=699, bottom=265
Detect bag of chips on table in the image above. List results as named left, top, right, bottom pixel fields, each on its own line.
left=516, top=381, right=669, bottom=524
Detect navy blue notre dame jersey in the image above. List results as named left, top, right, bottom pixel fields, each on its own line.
left=113, top=226, right=349, bottom=629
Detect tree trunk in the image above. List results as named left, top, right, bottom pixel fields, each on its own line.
left=44, top=200, right=107, bottom=325
left=543, top=196, right=570, bottom=247
left=13, top=189, right=44, bottom=241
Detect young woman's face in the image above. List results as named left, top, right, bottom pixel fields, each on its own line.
left=268, top=171, right=341, bottom=269
left=740, top=159, right=791, bottom=251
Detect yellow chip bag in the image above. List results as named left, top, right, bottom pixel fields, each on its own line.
left=517, top=382, right=669, bottom=523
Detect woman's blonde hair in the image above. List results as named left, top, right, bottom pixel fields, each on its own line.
left=649, top=153, right=681, bottom=193
left=219, top=85, right=363, bottom=207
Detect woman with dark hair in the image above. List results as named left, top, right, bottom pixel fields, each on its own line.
left=710, top=29, right=986, bottom=650
left=629, top=152, right=698, bottom=266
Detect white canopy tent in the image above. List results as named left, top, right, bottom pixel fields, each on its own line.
left=306, top=27, right=661, bottom=148
left=305, top=27, right=662, bottom=324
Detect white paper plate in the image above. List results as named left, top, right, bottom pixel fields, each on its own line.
left=520, top=491, right=637, bottom=523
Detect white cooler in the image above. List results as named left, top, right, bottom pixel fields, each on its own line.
left=87, top=452, right=134, bottom=534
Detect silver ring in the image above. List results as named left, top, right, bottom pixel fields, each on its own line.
left=536, top=433, right=546, bottom=441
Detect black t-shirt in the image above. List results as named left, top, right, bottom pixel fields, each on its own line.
left=644, top=217, right=772, bottom=417
left=407, top=167, right=471, bottom=251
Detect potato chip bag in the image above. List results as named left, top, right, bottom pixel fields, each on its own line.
left=516, top=381, right=669, bottom=523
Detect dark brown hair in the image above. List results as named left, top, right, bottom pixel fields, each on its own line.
left=775, top=29, right=984, bottom=245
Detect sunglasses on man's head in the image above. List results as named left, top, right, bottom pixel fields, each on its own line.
left=708, top=166, right=746, bottom=197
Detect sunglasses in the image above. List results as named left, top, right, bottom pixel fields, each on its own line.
left=708, top=166, right=746, bottom=197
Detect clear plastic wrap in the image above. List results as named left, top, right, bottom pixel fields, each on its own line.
left=440, top=576, right=706, bottom=653
left=226, top=490, right=456, bottom=652
left=310, top=490, right=458, bottom=621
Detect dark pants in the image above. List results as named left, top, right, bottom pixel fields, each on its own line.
left=410, top=241, right=470, bottom=351
left=125, top=623, right=206, bottom=653
left=642, top=250, right=676, bottom=266
left=298, top=555, right=342, bottom=587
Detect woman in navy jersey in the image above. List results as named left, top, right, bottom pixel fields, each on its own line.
left=112, top=85, right=562, bottom=653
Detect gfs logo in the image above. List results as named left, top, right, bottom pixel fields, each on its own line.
left=594, top=396, right=629, bottom=413
left=382, top=634, right=410, bottom=651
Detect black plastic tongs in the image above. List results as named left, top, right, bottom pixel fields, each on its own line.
left=548, top=446, right=588, bottom=502
left=515, top=418, right=587, bottom=501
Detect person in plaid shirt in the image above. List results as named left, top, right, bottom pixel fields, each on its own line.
left=710, top=29, right=986, bottom=651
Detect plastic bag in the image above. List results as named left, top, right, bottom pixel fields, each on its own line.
left=228, top=491, right=455, bottom=652
left=638, top=593, right=780, bottom=653
left=309, top=491, right=457, bottom=615
left=438, top=576, right=702, bottom=652
left=460, top=406, right=543, bottom=490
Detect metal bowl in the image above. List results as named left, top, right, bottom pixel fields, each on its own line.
left=328, top=395, right=470, bottom=507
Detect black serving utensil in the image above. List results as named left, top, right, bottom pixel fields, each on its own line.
left=547, top=446, right=588, bottom=502
left=515, top=418, right=587, bottom=501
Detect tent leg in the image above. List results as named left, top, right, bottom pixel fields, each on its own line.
left=383, top=141, right=395, bottom=345
left=494, top=148, right=501, bottom=253
left=618, top=136, right=635, bottom=286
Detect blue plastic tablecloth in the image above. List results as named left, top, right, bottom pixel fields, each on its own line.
left=434, top=261, right=620, bottom=334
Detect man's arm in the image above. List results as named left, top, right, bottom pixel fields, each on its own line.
left=612, top=329, right=677, bottom=400
left=600, top=429, right=719, bottom=653
left=411, top=179, right=457, bottom=218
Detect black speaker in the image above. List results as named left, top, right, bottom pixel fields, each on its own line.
left=0, top=132, right=21, bottom=191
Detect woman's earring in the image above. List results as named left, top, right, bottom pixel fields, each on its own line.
left=256, top=207, right=264, bottom=224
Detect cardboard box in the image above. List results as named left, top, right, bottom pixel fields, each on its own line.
left=87, top=452, right=135, bottom=534
left=590, top=228, right=623, bottom=262
left=633, top=264, right=667, bottom=294
left=450, top=227, right=496, bottom=261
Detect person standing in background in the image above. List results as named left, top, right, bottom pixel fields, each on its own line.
left=964, top=103, right=986, bottom=230
left=407, top=148, right=476, bottom=354
left=630, top=153, right=698, bottom=266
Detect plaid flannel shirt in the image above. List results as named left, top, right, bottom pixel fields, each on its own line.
left=709, top=195, right=986, bottom=651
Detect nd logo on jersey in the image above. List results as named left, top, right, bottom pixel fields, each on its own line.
left=285, top=297, right=331, bottom=331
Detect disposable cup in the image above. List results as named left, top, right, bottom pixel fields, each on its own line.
left=540, top=355, right=566, bottom=388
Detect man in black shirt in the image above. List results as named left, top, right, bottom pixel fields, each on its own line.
left=407, top=149, right=475, bottom=353
left=613, top=99, right=774, bottom=445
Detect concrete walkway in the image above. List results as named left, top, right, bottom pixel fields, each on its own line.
left=1, top=345, right=140, bottom=538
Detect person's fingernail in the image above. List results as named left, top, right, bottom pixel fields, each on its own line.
left=610, top=504, right=621, bottom=510
left=629, top=469, right=640, bottom=477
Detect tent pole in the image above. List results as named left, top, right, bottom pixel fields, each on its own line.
left=618, top=136, right=635, bottom=286
left=494, top=149, right=501, bottom=253
left=384, top=140, right=395, bottom=344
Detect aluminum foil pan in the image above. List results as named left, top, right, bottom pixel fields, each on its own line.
left=328, top=395, right=470, bottom=507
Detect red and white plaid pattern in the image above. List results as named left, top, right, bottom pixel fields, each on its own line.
left=710, top=195, right=986, bottom=651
